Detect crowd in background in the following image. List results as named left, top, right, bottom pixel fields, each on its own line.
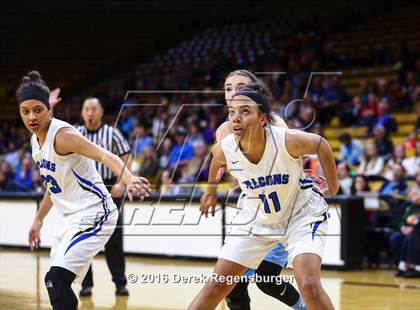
left=1, top=18, right=420, bottom=273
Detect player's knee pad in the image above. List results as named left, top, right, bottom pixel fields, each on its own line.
left=256, top=260, right=283, bottom=276
left=44, top=266, right=77, bottom=310
left=225, top=282, right=251, bottom=310
left=255, top=260, right=299, bottom=306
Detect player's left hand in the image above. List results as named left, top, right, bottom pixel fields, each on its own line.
left=111, top=182, right=126, bottom=198
left=28, top=219, right=42, bottom=251
left=200, top=191, right=217, bottom=218
left=309, top=172, right=332, bottom=197
left=126, top=176, right=151, bottom=201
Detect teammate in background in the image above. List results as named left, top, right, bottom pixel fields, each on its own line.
left=189, top=83, right=338, bottom=310
left=51, top=95, right=132, bottom=296
left=18, top=71, right=151, bottom=310
left=219, top=70, right=306, bottom=309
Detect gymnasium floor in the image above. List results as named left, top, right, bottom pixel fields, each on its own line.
left=1, top=248, right=419, bottom=310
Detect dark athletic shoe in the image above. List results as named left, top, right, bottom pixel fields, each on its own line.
left=116, top=285, right=129, bottom=296
left=79, top=286, right=92, bottom=297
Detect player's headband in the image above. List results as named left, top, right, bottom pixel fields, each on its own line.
left=17, top=84, right=50, bottom=108
left=231, top=87, right=269, bottom=115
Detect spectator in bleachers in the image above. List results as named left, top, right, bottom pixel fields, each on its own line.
left=389, top=187, right=420, bottom=278
left=379, top=163, right=407, bottom=196
left=384, top=145, right=406, bottom=181
left=176, top=165, right=200, bottom=196
left=167, top=127, right=194, bottom=169
left=185, top=141, right=209, bottom=181
left=158, top=138, right=173, bottom=169
left=202, top=114, right=219, bottom=145
left=337, top=162, right=353, bottom=195
left=338, top=132, right=365, bottom=166
left=118, top=109, right=136, bottom=138
left=351, top=174, right=371, bottom=195
left=402, top=140, right=420, bottom=178
left=152, top=111, right=169, bottom=141
left=133, top=125, right=154, bottom=158
left=374, top=99, right=397, bottom=133
left=14, top=158, right=34, bottom=192
left=160, top=168, right=181, bottom=196
left=1, top=161, right=15, bottom=184
left=0, top=170, right=18, bottom=191
left=139, top=146, right=159, bottom=182
left=358, top=79, right=371, bottom=105
left=3, top=143, right=23, bottom=172
left=339, top=95, right=362, bottom=127
left=187, top=121, right=205, bottom=145
left=404, top=131, right=419, bottom=155
left=415, top=102, right=420, bottom=130
left=360, top=93, right=378, bottom=133
left=358, top=141, right=384, bottom=178
left=319, top=75, right=347, bottom=125
left=373, top=125, right=394, bottom=161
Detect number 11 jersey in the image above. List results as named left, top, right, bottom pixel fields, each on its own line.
left=221, top=126, right=317, bottom=227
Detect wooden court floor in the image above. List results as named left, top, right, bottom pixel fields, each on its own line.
left=1, top=248, right=419, bottom=310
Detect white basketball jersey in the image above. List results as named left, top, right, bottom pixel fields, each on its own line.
left=221, top=126, right=319, bottom=225
left=31, top=118, right=111, bottom=214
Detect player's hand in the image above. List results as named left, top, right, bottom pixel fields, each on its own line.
left=126, top=176, right=151, bottom=201
left=28, top=219, right=42, bottom=251
left=49, top=88, right=62, bottom=108
left=111, top=182, right=126, bottom=198
left=305, top=169, right=332, bottom=197
left=312, top=174, right=332, bottom=197
left=200, top=191, right=217, bottom=218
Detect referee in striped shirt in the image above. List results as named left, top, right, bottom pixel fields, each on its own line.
left=73, top=97, right=132, bottom=296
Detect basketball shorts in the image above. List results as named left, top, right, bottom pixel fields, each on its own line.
left=220, top=192, right=329, bottom=269
left=49, top=197, right=118, bottom=283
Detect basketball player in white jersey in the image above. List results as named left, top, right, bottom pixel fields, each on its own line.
left=220, top=70, right=307, bottom=310
left=17, top=71, right=151, bottom=310
left=189, top=83, right=338, bottom=310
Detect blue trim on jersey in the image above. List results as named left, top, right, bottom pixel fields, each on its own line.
left=311, top=211, right=329, bottom=241
left=64, top=199, right=110, bottom=255
left=299, top=178, right=313, bottom=185
left=311, top=187, right=323, bottom=197
left=64, top=171, right=111, bottom=255
left=72, top=169, right=109, bottom=212
left=300, top=184, right=313, bottom=190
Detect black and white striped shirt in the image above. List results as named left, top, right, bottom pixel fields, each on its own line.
left=75, top=123, right=131, bottom=181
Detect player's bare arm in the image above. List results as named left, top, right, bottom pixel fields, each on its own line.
left=28, top=191, right=53, bottom=250
left=200, top=141, right=227, bottom=217
left=54, top=127, right=151, bottom=200
left=111, top=152, right=133, bottom=198
left=285, top=129, right=339, bottom=196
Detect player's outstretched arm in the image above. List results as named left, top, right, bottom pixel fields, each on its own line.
left=200, top=142, right=227, bottom=217
left=285, top=129, right=339, bottom=196
left=54, top=127, right=151, bottom=201
left=28, top=191, right=53, bottom=250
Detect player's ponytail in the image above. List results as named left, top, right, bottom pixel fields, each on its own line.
left=16, top=70, right=50, bottom=108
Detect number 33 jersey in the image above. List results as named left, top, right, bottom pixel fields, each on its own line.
left=31, top=118, right=111, bottom=215
left=221, top=126, right=320, bottom=227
